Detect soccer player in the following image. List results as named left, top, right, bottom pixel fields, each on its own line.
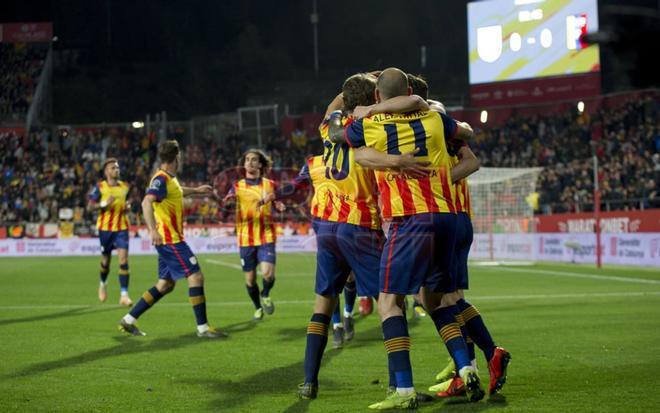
left=403, top=73, right=512, bottom=398
left=222, top=149, right=282, bottom=321
left=266, top=153, right=363, bottom=351
left=343, top=67, right=484, bottom=409
left=351, top=82, right=475, bottom=391
left=269, top=154, right=357, bottom=348
left=352, top=72, right=510, bottom=400
left=429, top=142, right=511, bottom=397
left=118, top=140, right=225, bottom=338
left=87, top=158, right=133, bottom=306
left=290, top=146, right=383, bottom=401
left=266, top=72, right=428, bottom=401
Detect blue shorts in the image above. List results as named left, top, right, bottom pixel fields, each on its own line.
left=313, top=219, right=382, bottom=298
left=99, top=230, right=129, bottom=255
left=454, top=213, right=473, bottom=290
left=156, top=242, right=201, bottom=281
left=380, top=213, right=457, bottom=295
left=239, top=242, right=276, bottom=272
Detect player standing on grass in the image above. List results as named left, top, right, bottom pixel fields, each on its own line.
left=118, top=140, right=226, bottom=338
left=399, top=73, right=511, bottom=398
left=221, top=150, right=283, bottom=321
left=428, top=136, right=510, bottom=397
left=87, top=158, right=133, bottom=306
left=343, top=67, right=484, bottom=409
left=352, top=72, right=492, bottom=401
left=265, top=72, right=429, bottom=401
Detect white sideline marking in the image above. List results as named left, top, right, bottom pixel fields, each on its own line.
left=482, top=266, right=660, bottom=285
left=1, top=291, right=659, bottom=311
left=206, top=258, right=242, bottom=270
left=205, top=258, right=312, bottom=277
left=470, top=291, right=660, bottom=301
left=0, top=300, right=314, bottom=310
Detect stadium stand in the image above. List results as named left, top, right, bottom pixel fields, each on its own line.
left=471, top=95, right=659, bottom=213
left=0, top=43, right=47, bottom=120
left=0, top=125, right=320, bottom=230
left=1, top=91, right=657, bottom=231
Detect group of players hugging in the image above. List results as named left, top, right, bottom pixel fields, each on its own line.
left=87, top=67, right=510, bottom=410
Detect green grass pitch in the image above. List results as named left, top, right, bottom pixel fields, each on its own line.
left=1, top=254, right=659, bottom=412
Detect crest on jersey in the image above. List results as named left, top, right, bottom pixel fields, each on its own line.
left=149, top=179, right=161, bottom=191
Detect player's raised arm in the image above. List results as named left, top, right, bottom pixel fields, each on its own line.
left=450, top=144, right=480, bottom=183
left=323, top=93, right=344, bottom=120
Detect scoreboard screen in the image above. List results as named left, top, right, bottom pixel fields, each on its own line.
left=468, top=0, right=600, bottom=85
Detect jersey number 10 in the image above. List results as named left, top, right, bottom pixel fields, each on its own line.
left=323, top=141, right=350, bottom=181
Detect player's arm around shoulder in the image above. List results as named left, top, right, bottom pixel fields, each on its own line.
left=353, top=94, right=429, bottom=120
left=323, top=93, right=344, bottom=120
left=427, top=99, right=446, bottom=114
left=353, top=147, right=431, bottom=178
left=451, top=145, right=480, bottom=183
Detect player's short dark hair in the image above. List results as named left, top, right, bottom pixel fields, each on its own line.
left=159, top=140, right=180, bottom=164
left=407, top=73, right=429, bottom=100
left=342, top=73, right=376, bottom=112
left=240, top=149, right=272, bottom=176
left=100, top=157, right=118, bottom=179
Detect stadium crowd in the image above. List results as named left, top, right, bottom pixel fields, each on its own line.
left=1, top=94, right=658, bottom=228
left=0, top=125, right=320, bottom=229
left=471, top=96, right=659, bottom=213
left=0, top=44, right=47, bottom=119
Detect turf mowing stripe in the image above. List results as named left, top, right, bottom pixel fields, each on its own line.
left=483, top=266, right=660, bottom=285
left=2, top=291, right=659, bottom=311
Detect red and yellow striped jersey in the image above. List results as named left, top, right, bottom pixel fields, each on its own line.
left=88, top=180, right=130, bottom=231
left=233, top=178, right=277, bottom=247
left=345, top=110, right=458, bottom=219
left=312, top=118, right=380, bottom=229
left=449, top=152, right=472, bottom=218
left=145, top=169, right=185, bottom=244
